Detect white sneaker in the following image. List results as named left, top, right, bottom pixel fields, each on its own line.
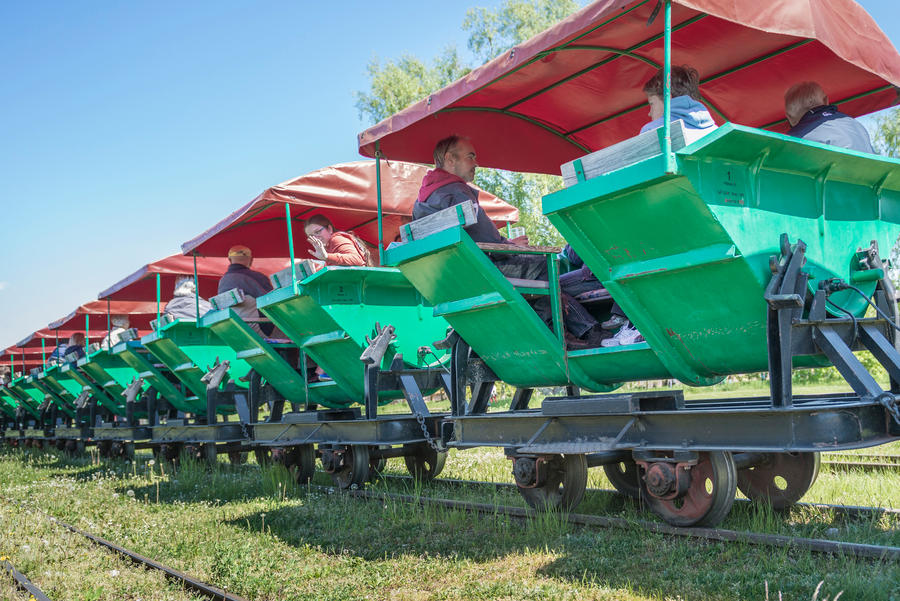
left=600, top=324, right=644, bottom=347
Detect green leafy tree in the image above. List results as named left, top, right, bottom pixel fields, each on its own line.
left=355, top=0, right=582, bottom=246
left=873, top=108, right=900, bottom=285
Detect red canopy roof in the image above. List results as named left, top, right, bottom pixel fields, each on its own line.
left=358, top=0, right=900, bottom=175
left=182, top=160, right=519, bottom=258
left=98, top=254, right=287, bottom=302
left=46, top=300, right=160, bottom=332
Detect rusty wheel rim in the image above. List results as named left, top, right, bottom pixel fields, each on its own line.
left=642, top=451, right=736, bottom=527
left=737, top=452, right=820, bottom=510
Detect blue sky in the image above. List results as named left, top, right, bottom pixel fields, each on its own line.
left=0, top=0, right=898, bottom=348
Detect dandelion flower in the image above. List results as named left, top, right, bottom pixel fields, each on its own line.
left=126, top=490, right=135, bottom=498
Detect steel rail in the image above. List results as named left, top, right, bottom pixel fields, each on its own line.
left=379, top=474, right=900, bottom=519
left=343, top=488, right=900, bottom=562
left=0, top=496, right=248, bottom=601
left=823, top=460, right=900, bottom=471
left=49, top=517, right=250, bottom=601
left=1, top=559, right=52, bottom=601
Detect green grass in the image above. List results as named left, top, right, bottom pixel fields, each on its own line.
left=1, top=440, right=898, bottom=601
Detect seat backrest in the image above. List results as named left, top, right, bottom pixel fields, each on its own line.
left=560, top=120, right=689, bottom=187
left=209, top=288, right=246, bottom=311
left=399, top=199, right=478, bottom=243
left=269, top=260, right=321, bottom=289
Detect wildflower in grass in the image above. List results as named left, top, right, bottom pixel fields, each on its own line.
left=109, top=569, right=119, bottom=577
left=148, top=459, right=156, bottom=466
left=126, top=489, right=135, bottom=498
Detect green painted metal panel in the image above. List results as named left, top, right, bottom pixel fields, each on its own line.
left=7, top=378, right=44, bottom=417
left=36, top=369, right=79, bottom=415
left=543, top=123, right=900, bottom=385
left=140, top=319, right=249, bottom=415
left=60, top=361, right=125, bottom=416
left=200, top=307, right=342, bottom=406
left=78, top=347, right=146, bottom=402
left=385, top=229, right=653, bottom=390
left=1, top=386, right=31, bottom=418
left=110, top=341, right=193, bottom=412
left=258, top=267, right=451, bottom=406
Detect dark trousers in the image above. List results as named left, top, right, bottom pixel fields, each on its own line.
left=559, top=268, right=625, bottom=318
left=492, top=253, right=598, bottom=338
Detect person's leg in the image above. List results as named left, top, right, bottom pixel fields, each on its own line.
left=492, top=253, right=549, bottom=281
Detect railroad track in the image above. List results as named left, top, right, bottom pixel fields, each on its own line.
left=341, top=486, right=900, bottom=562
left=380, top=474, right=900, bottom=521
left=1, top=558, right=51, bottom=601
left=0, top=497, right=248, bottom=601
left=822, top=452, right=900, bottom=471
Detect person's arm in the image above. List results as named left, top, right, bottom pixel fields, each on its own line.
left=325, top=234, right=366, bottom=266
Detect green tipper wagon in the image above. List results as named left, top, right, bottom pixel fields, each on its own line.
left=359, top=0, right=900, bottom=525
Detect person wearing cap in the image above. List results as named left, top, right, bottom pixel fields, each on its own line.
left=101, top=316, right=130, bottom=350
left=164, top=275, right=212, bottom=321
left=784, top=81, right=874, bottom=153
left=218, top=245, right=274, bottom=336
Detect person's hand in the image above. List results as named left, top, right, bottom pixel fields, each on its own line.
left=308, top=236, right=328, bottom=260
left=510, top=235, right=530, bottom=246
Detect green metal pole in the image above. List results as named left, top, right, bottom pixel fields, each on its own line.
left=106, top=298, right=111, bottom=338
left=41, top=339, right=46, bottom=368
left=85, top=314, right=90, bottom=355
left=285, top=203, right=298, bottom=293
left=193, top=254, right=201, bottom=321
left=156, top=273, right=161, bottom=326
left=375, top=142, right=384, bottom=265
left=662, top=0, right=674, bottom=173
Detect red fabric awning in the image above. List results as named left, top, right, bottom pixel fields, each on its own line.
left=182, top=160, right=520, bottom=258
left=98, top=254, right=288, bottom=302
left=46, top=300, right=161, bottom=332
left=357, top=0, right=900, bottom=175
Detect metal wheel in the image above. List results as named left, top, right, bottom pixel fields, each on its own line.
left=201, top=443, right=218, bottom=465
left=158, top=443, right=181, bottom=464
left=254, top=447, right=273, bottom=466
left=227, top=450, right=247, bottom=465
left=327, top=445, right=370, bottom=490
left=515, top=454, right=588, bottom=512
left=368, top=445, right=390, bottom=482
left=97, top=441, right=112, bottom=458
left=110, top=442, right=124, bottom=458
left=64, top=439, right=77, bottom=455
left=737, top=452, right=820, bottom=510
left=603, top=458, right=641, bottom=499
left=283, top=444, right=316, bottom=484
left=641, top=451, right=737, bottom=527
left=403, top=443, right=447, bottom=482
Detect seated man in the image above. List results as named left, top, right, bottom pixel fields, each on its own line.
left=305, top=215, right=372, bottom=266
left=164, top=276, right=212, bottom=321
left=218, top=245, right=275, bottom=337
left=414, top=135, right=604, bottom=348
left=101, top=316, right=129, bottom=350
left=65, top=333, right=86, bottom=361
left=784, top=81, right=874, bottom=153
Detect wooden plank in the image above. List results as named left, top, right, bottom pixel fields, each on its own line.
left=477, top=242, right=562, bottom=254
left=400, top=200, right=477, bottom=242
left=270, top=260, right=321, bottom=289
left=209, top=288, right=245, bottom=311
left=560, top=120, right=689, bottom=187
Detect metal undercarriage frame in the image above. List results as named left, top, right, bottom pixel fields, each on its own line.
left=444, top=235, right=900, bottom=456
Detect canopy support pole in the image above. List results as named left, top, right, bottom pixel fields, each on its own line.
left=41, top=339, right=46, bottom=369
left=285, top=203, right=298, bottom=293
left=85, top=314, right=90, bottom=355
left=375, top=142, right=384, bottom=265
left=156, top=273, right=161, bottom=327
left=106, top=299, right=111, bottom=340
left=193, top=254, right=201, bottom=321
left=662, top=0, right=674, bottom=173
